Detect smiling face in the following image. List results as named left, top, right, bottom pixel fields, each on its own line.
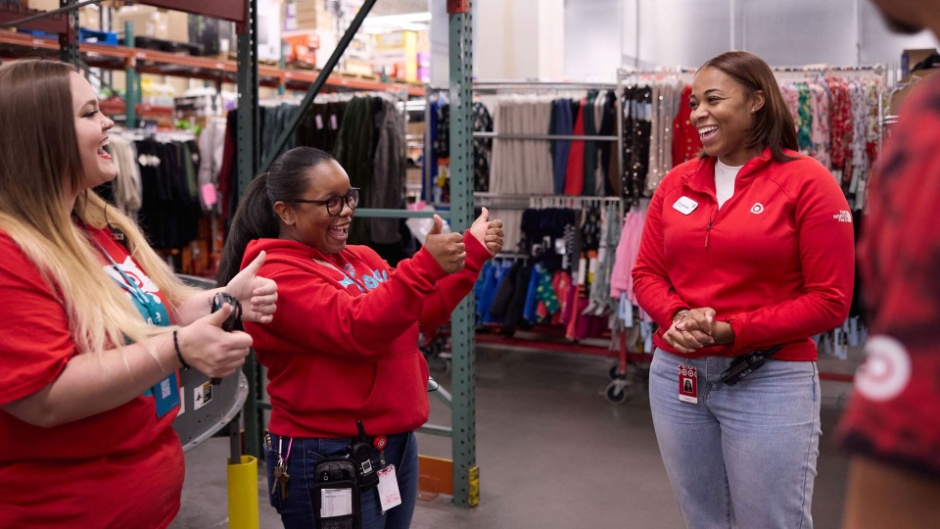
left=275, top=159, right=355, bottom=254
left=689, top=67, right=764, bottom=166
left=69, top=72, right=115, bottom=194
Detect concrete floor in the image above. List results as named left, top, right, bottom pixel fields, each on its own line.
left=170, top=344, right=857, bottom=529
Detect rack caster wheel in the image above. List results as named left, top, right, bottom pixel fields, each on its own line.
left=605, top=382, right=628, bottom=404
left=608, top=365, right=626, bottom=381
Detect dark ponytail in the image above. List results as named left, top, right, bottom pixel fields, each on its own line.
left=216, top=146, right=337, bottom=285
left=216, top=173, right=279, bottom=285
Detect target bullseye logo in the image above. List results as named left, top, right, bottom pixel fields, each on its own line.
left=750, top=203, right=764, bottom=214
left=855, top=335, right=911, bottom=402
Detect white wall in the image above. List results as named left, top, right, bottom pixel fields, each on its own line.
left=611, top=0, right=939, bottom=76
left=563, top=0, right=622, bottom=81
left=430, top=0, right=565, bottom=84
left=430, top=0, right=940, bottom=85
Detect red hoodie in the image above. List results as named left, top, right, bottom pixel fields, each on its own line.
left=242, top=232, right=489, bottom=438
left=632, top=148, right=854, bottom=361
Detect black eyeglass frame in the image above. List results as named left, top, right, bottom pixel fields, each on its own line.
left=289, top=187, right=360, bottom=217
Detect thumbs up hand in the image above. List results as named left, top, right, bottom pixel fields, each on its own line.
left=424, top=214, right=466, bottom=274
left=175, top=305, right=253, bottom=378
left=225, top=250, right=278, bottom=324
left=468, top=207, right=504, bottom=256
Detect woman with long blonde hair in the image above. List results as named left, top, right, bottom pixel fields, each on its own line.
left=0, top=59, right=277, bottom=528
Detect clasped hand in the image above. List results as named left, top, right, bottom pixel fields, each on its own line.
left=665, top=307, right=734, bottom=354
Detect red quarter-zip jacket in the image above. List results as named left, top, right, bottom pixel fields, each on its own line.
left=241, top=233, right=490, bottom=438
left=632, top=148, right=854, bottom=360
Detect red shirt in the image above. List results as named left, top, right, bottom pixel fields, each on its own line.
left=632, top=148, right=855, bottom=359
left=0, top=227, right=183, bottom=528
left=242, top=233, right=490, bottom=438
left=837, top=74, right=940, bottom=480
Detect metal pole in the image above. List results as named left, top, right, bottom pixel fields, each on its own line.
left=259, top=0, right=379, bottom=173
left=236, top=0, right=261, bottom=457
left=448, top=0, right=478, bottom=509
left=123, top=21, right=137, bottom=129
left=58, top=0, right=80, bottom=65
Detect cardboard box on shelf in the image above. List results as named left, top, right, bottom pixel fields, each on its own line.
left=25, top=0, right=100, bottom=30
left=256, top=0, right=282, bottom=62
left=114, top=5, right=188, bottom=42
left=890, top=67, right=940, bottom=116
left=901, top=48, right=938, bottom=80
left=284, top=31, right=319, bottom=66
left=292, top=0, right=333, bottom=31
left=342, top=57, right=374, bottom=77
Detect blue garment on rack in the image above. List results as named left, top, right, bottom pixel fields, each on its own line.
left=474, top=261, right=495, bottom=317
left=523, top=264, right=542, bottom=324
left=550, top=99, right=574, bottom=194
left=484, top=260, right=515, bottom=324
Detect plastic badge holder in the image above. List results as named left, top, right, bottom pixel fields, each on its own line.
left=313, top=459, right=361, bottom=529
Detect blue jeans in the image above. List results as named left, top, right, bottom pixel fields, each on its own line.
left=264, top=432, right=418, bottom=529
left=649, top=349, right=821, bottom=529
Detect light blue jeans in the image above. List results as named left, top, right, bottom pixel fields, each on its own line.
left=265, top=431, right=418, bottom=529
left=649, top=349, right=821, bottom=529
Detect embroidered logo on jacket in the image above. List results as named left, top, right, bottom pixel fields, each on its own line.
left=750, top=203, right=764, bottom=214
left=833, top=210, right=852, bottom=223
left=336, top=268, right=389, bottom=292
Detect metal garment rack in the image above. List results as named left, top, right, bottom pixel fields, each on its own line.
left=468, top=80, right=624, bottom=202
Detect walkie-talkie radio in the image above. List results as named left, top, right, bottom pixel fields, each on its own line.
left=720, top=345, right=784, bottom=386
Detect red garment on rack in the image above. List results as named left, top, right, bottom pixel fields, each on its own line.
left=216, top=114, right=237, bottom=227
left=564, top=100, right=587, bottom=195
left=671, top=85, right=702, bottom=166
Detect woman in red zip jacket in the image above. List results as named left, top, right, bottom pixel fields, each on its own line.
left=632, top=51, right=854, bottom=529
left=216, top=146, right=502, bottom=529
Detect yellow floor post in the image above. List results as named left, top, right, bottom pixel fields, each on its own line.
left=227, top=455, right=259, bottom=529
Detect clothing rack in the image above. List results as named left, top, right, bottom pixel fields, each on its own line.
left=471, top=80, right=624, bottom=200
left=528, top=195, right=622, bottom=210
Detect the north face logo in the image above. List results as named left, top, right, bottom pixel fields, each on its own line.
left=834, top=210, right=852, bottom=223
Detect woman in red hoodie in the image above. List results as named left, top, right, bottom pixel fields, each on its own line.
left=632, top=51, right=854, bottom=529
left=217, top=146, right=502, bottom=529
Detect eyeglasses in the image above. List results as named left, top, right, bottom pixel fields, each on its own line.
left=290, top=188, right=360, bottom=217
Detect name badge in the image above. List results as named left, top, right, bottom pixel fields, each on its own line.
left=377, top=465, right=403, bottom=513
left=153, top=371, right=181, bottom=418
left=678, top=365, right=699, bottom=404
left=673, top=196, right=698, bottom=215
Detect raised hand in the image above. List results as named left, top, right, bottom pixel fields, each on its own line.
left=225, top=250, right=277, bottom=324
left=176, top=305, right=253, bottom=378
left=424, top=214, right=466, bottom=274
left=469, top=207, right=504, bottom=256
